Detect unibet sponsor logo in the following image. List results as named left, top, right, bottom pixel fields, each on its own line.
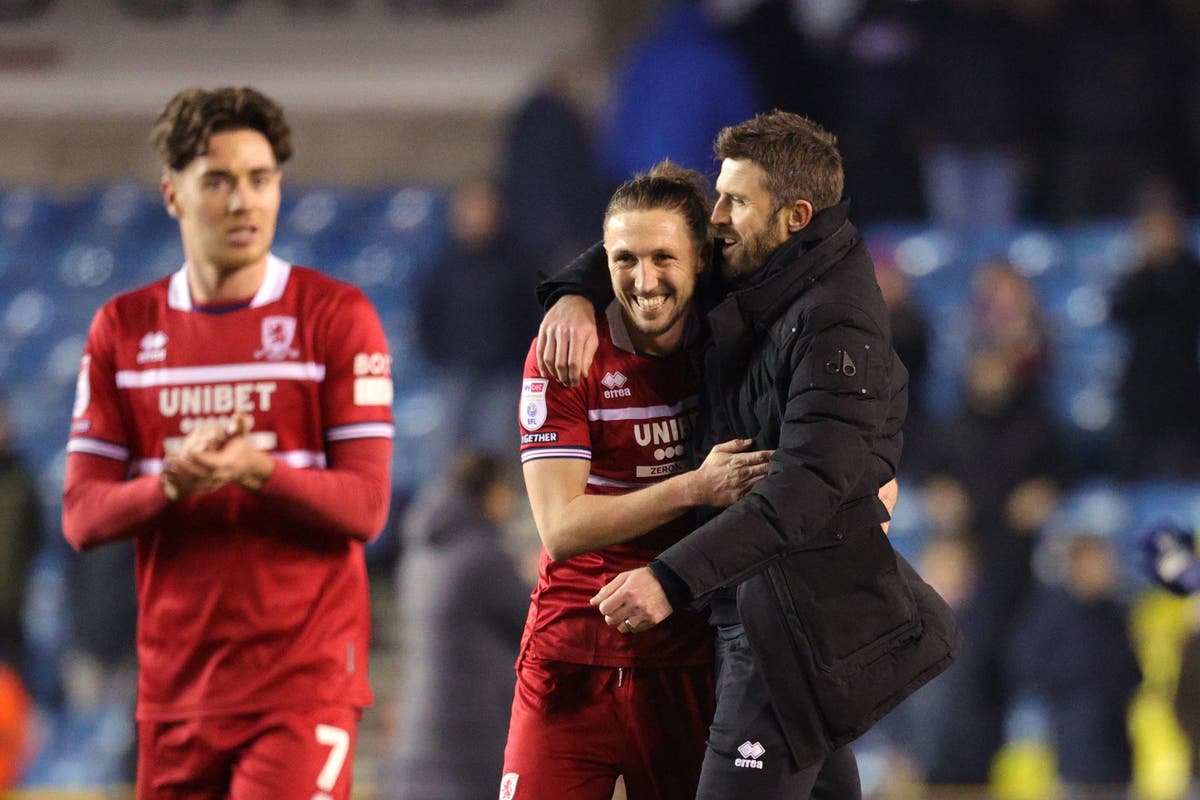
left=158, top=382, right=277, bottom=434
left=735, top=741, right=765, bottom=769
left=633, top=415, right=691, bottom=452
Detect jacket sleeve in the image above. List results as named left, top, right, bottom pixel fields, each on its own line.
left=871, top=350, right=908, bottom=487
left=534, top=240, right=614, bottom=311
left=655, top=301, right=893, bottom=606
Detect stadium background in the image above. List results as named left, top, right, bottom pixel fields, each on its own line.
left=3, top=0, right=1200, bottom=797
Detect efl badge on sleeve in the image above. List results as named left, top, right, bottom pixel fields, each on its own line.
left=253, top=316, right=300, bottom=361
left=520, top=379, right=548, bottom=431
left=499, top=773, right=519, bottom=800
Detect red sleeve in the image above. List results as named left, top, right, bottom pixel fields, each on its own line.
left=518, top=339, right=591, bottom=465
left=256, top=436, right=392, bottom=543
left=62, top=305, right=164, bottom=551
left=319, top=287, right=393, bottom=434
left=252, top=283, right=393, bottom=543
left=66, top=304, right=133, bottom=463
left=62, top=453, right=169, bottom=551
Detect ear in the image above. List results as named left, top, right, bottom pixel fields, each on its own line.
left=696, top=240, right=710, bottom=273
left=161, top=171, right=180, bottom=220
left=785, top=199, right=813, bottom=233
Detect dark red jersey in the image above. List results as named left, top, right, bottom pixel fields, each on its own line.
left=66, top=255, right=393, bottom=719
left=518, top=301, right=710, bottom=667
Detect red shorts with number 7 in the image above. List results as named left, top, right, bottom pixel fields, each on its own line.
left=136, top=705, right=361, bottom=800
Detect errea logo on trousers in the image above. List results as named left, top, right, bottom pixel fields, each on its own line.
left=735, top=741, right=765, bottom=769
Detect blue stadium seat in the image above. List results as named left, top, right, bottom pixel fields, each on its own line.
left=0, top=187, right=72, bottom=255
left=68, top=183, right=171, bottom=249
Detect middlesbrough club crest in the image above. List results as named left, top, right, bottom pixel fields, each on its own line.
left=254, top=316, right=300, bottom=361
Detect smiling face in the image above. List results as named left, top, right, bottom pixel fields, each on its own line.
left=710, top=157, right=796, bottom=280
left=163, top=128, right=281, bottom=281
left=604, top=207, right=704, bottom=356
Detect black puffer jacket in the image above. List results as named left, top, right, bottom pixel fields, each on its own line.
left=653, top=202, right=960, bottom=768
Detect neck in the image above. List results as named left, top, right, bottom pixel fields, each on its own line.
left=628, top=320, right=685, bottom=357
left=186, top=256, right=268, bottom=304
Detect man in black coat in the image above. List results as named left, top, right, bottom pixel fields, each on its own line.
left=537, top=111, right=960, bottom=798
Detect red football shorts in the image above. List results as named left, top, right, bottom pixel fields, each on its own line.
left=136, top=705, right=361, bottom=800
left=501, top=657, right=714, bottom=800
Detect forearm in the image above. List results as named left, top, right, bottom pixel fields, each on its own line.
left=62, top=455, right=169, bottom=551
left=541, top=471, right=698, bottom=561
left=535, top=240, right=613, bottom=310
left=257, top=438, right=392, bottom=543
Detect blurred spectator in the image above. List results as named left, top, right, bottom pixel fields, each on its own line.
left=0, top=661, right=31, bottom=790
left=918, top=342, right=1071, bottom=782
left=1044, top=0, right=1189, bottom=220
left=599, top=0, right=759, bottom=183
left=385, top=450, right=535, bottom=799
left=875, top=257, right=932, bottom=467
left=968, top=260, right=1047, bottom=384
left=705, top=0, right=846, bottom=132
left=500, top=64, right=608, bottom=282
left=416, top=176, right=539, bottom=458
left=914, top=0, right=1037, bottom=227
left=875, top=533, right=1005, bottom=786
left=837, top=0, right=927, bottom=221
left=1110, top=195, right=1200, bottom=479
left=1008, top=533, right=1141, bottom=796
left=0, top=404, right=40, bottom=674
left=64, top=539, right=138, bottom=782
left=1174, top=621, right=1200, bottom=796
left=925, top=345, right=1068, bottom=607
left=0, top=405, right=38, bottom=788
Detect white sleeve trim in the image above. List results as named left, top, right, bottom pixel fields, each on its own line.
left=520, top=447, right=592, bottom=463
left=326, top=422, right=396, bottom=442
left=67, top=438, right=130, bottom=462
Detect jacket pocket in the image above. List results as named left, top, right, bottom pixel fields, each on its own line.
left=769, top=523, right=919, bottom=679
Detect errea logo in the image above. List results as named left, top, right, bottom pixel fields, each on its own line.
left=735, top=741, right=765, bottom=769
left=601, top=371, right=631, bottom=399
left=137, top=331, right=168, bottom=364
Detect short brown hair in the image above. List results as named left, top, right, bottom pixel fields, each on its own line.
left=151, top=86, right=293, bottom=171
left=605, top=159, right=714, bottom=264
left=714, top=111, right=843, bottom=212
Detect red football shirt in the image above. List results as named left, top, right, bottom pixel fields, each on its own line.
left=518, top=301, right=711, bottom=667
left=66, top=255, right=394, bottom=719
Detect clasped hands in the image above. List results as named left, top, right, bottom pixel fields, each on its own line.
left=160, top=413, right=274, bottom=501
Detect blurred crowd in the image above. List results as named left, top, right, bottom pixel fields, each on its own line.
left=610, top=0, right=1200, bottom=227
left=3, top=0, right=1200, bottom=796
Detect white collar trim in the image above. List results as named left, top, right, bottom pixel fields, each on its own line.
left=167, top=254, right=292, bottom=311
left=606, top=299, right=637, bottom=354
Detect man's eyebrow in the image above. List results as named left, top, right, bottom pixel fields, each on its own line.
left=200, top=166, right=278, bottom=177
